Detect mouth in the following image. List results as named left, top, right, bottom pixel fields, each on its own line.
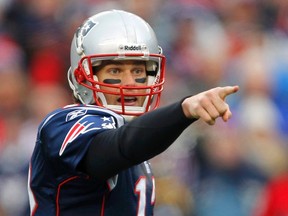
left=117, top=97, right=138, bottom=106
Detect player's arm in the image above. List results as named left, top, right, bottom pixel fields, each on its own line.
left=80, top=86, right=239, bottom=180
left=80, top=98, right=194, bottom=180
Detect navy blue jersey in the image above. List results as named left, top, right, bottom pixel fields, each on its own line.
left=28, top=104, right=155, bottom=216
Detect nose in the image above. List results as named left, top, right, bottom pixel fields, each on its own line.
left=121, top=71, right=136, bottom=86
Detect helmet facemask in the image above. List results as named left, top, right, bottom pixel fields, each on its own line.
left=73, top=53, right=166, bottom=117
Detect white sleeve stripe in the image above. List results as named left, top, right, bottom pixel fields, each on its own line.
left=107, top=175, right=119, bottom=191
left=27, top=164, right=37, bottom=215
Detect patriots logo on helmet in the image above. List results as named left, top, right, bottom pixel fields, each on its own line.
left=75, top=19, right=98, bottom=54
left=76, top=19, right=97, bottom=37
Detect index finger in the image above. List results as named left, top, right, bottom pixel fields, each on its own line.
left=219, top=85, right=239, bottom=100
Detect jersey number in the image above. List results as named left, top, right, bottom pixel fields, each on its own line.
left=135, top=177, right=155, bottom=216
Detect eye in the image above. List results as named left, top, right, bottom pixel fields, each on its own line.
left=133, top=68, right=145, bottom=76
left=108, top=68, right=120, bottom=75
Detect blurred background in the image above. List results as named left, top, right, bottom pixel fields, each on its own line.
left=1, top=0, right=288, bottom=215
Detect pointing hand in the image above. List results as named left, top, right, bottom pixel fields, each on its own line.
left=182, top=86, right=239, bottom=125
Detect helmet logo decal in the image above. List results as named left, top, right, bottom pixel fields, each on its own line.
left=124, top=45, right=142, bottom=51
left=118, top=44, right=148, bottom=54
left=75, top=19, right=98, bottom=55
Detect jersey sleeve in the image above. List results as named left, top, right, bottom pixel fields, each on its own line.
left=83, top=100, right=196, bottom=180
left=38, top=106, right=124, bottom=174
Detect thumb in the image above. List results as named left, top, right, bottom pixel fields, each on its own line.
left=222, top=107, right=232, bottom=122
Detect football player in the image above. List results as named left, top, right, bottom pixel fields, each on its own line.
left=28, top=9, right=239, bottom=216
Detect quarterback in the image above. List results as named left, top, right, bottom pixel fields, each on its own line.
left=28, top=10, right=239, bottom=216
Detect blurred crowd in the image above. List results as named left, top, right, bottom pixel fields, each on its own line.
left=1, top=0, right=288, bottom=215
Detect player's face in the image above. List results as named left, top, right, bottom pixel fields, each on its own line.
left=95, top=60, right=147, bottom=106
